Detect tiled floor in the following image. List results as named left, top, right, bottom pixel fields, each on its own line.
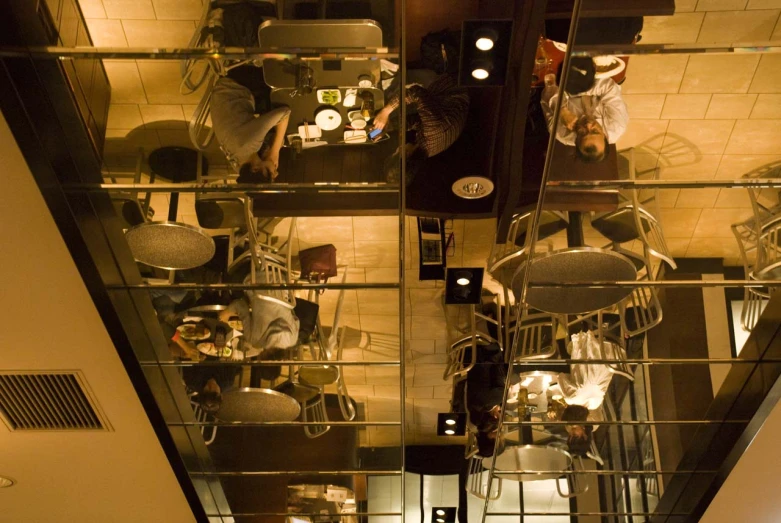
left=82, top=0, right=781, bottom=445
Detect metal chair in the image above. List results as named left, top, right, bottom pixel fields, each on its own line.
left=443, top=334, right=490, bottom=381
left=507, top=310, right=558, bottom=363
left=733, top=220, right=771, bottom=331
left=466, top=456, right=503, bottom=500
left=488, top=208, right=568, bottom=288
left=189, top=399, right=217, bottom=446
left=301, top=388, right=330, bottom=438
left=611, top=245, right=663, bottom=337
left=103, top=148, right=154, bottom=229
left=591, top=148, right=676, bottom=270
left=555, top=455, right=589, bottom=499
left=585, top=310, right=634, bottom=382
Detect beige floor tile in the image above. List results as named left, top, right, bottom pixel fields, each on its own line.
left=405, top=386, right=434, bottom=399
left=772, top=15, right=781, bottom=38
left=697, top=0, right=749, bottom=9
left=726, top=119, right=781, bottom=153
left=715, top=153, right=781, bottom=177
left=360, top=314, right=400, bottom=335
left=686, top=236, right=743, bottom=258
left=296, top=216, right=354, bottom=242
left=102, top=0, right=155, bottom=18
left=749, top=54, right=781, bottom=92
left=660, top=94, right=712, bottom=119
left=365, top=268, right=399, bottom=283
left=621, top=55, right=689, bottom=94
left=366, top=407, right=400, bottom=422
left=106, top=104, right=143, bottom=130
left=102, top=61, right=147, bottom=104
left=659, top=208, right=703, bottom=237
left=155, top=129, right=195, bottom=150
left=352, top=216, right=400, bottom=241
left=715, top=188, right=753, bottom=207
left=408, top=338, right=436, bottom=354
left=658, top=153, right=723, bottom=179
left=631, top=152, right=661, bottom=176
left=354, top=241, right=400, bottom=268
left=622, top=94, right=666, bottom=119
left=404, top=268, right=436, bottom=288
left=356, top=289, right=400, bottom=316
left=698, top=10, right=780, bottom=43
left=151, top=0, right=204, bottom=20
left=341, top=365, right=367, bottom=386
left=136, top=60, right=206, bottom=105
left=79, top=0, right=107, bottom=18
left=616, top=120, right=670, bottom=152
left=122, top=20, right=195, bottom=48
left=462, top=218, right=497, bottom=243
left=676, top=0, right=699, bottom=10
left=138, top=104, right=187, bottom=129
left=706, top=94, right=758, bottom=118
left=433, top=384, right=453, bottom=399
left=657, top=188, right=681, bottom=207
left=680, top=54, right=760, bottom=93
left=459, top=242, right=493, bottom=268
left=318, top=289, right=359, bottom=315
left=409, top=288, right=446, bottom=317
left=412, top=365, right=446, bottom=387
left=411, top=353, right=447, bottom=365
left=104, top=128, right=161, bottom=157
left=749, top=0, right=781, bottom=7
left=409, top=315, right=448, bottom=342
left=675, top=188, right=721, bottom=207
left=666, top=237, right=691, bottom=257
left=365, top=366, right=401, bottom=386
left=750, top=94, right=781, bottom=118
left=642, top=13, right=705, bottom=44
left=664, top=120, right=735, bottom=155
left=85, top=18, right=127, bottom=47
left=695, top=208, right=755, bottom=236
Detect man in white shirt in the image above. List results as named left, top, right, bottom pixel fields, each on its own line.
left=541, top=57, right=629, bottom=163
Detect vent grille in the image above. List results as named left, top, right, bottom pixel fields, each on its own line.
left=0, top=372, right=110, bottom=431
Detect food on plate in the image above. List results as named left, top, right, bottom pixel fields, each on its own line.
left=594, top=55, right=620, bottom=74
left=197, top=342, right=233, bottom=358
left=228, top=319, right=243, bottom=331
left=177, top=323, right=210, bottom=341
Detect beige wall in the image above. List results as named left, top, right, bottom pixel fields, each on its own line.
left=702, top=396, right=781, bottom=523
left=0, top=111, right=195, bottom=522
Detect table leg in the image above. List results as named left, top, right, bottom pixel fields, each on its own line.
left=566, top=211, right=585, bottom=247
left=168, top=192, right=180, bottom=221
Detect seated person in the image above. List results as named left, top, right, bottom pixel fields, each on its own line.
left=541, top=57, right=629, bottom=163
left=182, top=362, right=242, bottom=415
left=548, top=329, right=624, bottom=419
left=560, top=404, right=594, bottom=457
left=208, top=1, right=291, bottom=178
left=373, top=72, right=470, bottom=185
left=219, top=292, right=300, bottom=359
left=466, top=343, right=518, bottom=457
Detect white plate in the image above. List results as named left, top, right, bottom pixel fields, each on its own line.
left=552, top=41, right=567, bottom=52
left=197, top=342, right=232, bottom=358
left=315, top=107, right=342, bottom=131
left=316, top=89, right=341, bottom=104
left=594, top=56, right=625, bottom=79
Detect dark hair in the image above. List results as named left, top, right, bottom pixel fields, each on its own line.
left=237, top=161, right=255, bottom=183
left=256, top=347, right=290, bottom=381
left=476, top=431, right=505, bottom=458
left=575, top=134, right=610, bottom=163
left=561, top=405, right=593, bottom=457
left=478, top=411, right=500, bottom=434
left=196, top=389, right=222, bottom=415
left=384, top=146, right=425, bottom=187
left=564, top=57, right=596, bottom=95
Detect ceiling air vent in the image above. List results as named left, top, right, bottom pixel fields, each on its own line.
left=0, top=372, right=111, bottom=431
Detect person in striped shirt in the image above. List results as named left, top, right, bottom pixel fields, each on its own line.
left=373, top=72, right=470, bottom=185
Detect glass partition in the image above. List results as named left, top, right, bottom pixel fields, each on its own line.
left=7, top=0, right=781, bottom=520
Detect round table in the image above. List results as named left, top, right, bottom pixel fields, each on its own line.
left=513, top=247, right=637, bottom=314
left=125, top=221, right=215, bottom=270
left=485, top=445, right=572, bottom=481
left=216, top=387, right=301, bottom=423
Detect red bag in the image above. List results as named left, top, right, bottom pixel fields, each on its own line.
left=299, top=244, right=338, bottom=282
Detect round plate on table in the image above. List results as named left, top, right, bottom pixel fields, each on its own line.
left=176, top=323, right=211, bottom=341
left=216, top=387, right=301, bottom=422
left=513, top=247, right=637, bottom=315
left=196, top=342, right=233, bottom=359
left=125, top=221, right=215, bottom=270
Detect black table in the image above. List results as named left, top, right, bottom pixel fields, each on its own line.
left=125, top=221, right=215, bottom=270
left=148, top=147, right=209, bottom=221
left=270, top=86, right=385, bottom=144
left=513, top=247, right=638, bottom=314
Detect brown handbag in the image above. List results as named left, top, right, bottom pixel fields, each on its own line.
left=298, top=244, right=338, bottom=283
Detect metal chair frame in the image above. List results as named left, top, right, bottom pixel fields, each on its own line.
left=467, top=457, right=503, bottom=500
left=508, top=310, right=559, bottom=363
left=102, top=148, right=154, bottom=227
left=611, top=245, right=664, bottom=338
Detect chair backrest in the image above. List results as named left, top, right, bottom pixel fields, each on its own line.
left=189, top=400, right=218, bottom=446
left=466, top=457, right=502, bottom=500
left=755, top=218, right=781, bottom=280
left=443, top=334, right=485, bottom=381
left=612, top=246, right=663, bottom=337
left=509, top=311, right=558, bottom=362
left=302, top=389, right=331, bottom=438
